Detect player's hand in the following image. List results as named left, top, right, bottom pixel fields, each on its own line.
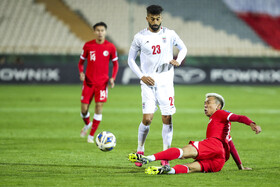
left=141, top=76, right=155, bottom=86
left=169, top=59, right=180, bottom=67
left=238, top=164, right=252, bottom=170
left=80, top=72, right=85, bottom=81
left=250, top=123, right=261, bottom=134
left=242, top=167, right=252, bottom=170
left=109, top=78, right=115, bottom=88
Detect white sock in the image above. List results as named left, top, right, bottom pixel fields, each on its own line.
left=162, top=123, right=173, bottom=150
left=88, top=135, right=93, bottom=139
left=137, top=122, right=150, bottom=152
left=146, top=155, right=156, bottom=161
left=84, top=122, right=92, bottom=130
left=93, top=113, right=102, bottom=121
left=80, top=112, right=90, bottom=118
left=167, top=168, right=176, bottom=174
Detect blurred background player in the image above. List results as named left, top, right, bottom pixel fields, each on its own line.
left=128, top=93, right=261, bottom=175
left=79, top=22, right=119, bottom=143
left=127, top=5, right=187, bottom=166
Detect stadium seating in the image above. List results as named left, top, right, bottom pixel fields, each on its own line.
left=0, top=0, right=279, bottom=56
left=62, top=0, right=280, bottom=56
left=224, top=0, right=280, bottom=50
left=0, top=0, right=83, bottom=54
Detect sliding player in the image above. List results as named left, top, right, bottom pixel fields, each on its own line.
left=129, top=93, right=261, bottom=174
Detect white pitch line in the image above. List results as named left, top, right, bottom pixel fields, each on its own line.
left=0, top=107, right=279, bottom=114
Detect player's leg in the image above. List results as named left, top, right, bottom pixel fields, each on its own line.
left=135, top=84, right=157, bottom=167
left=162, top=115, right=172, bottom=150
left=88, top=85, right=107, bottom=143
left=80, top=83, right=94, bottom=137
left=128, top=145, right=197, bottom=164
left=88, top=102, right=104, bottom=143
left=145, top=161, right=201, bottom=175
left=161, top=115, right=173, bottom=165
left=138, top=113, right=153, bottom=152
left=134, top=113, right=154, bottom=166
left=81, top=103, right=90, bottom=124
left=158, top=83, right=176, bottom=166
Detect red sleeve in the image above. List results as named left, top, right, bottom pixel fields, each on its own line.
left=110, top=44, right=118, bottom=80
left=111, top=60, right=119, bottom=80
left=78, top=58, right=85, bottom=73
left=78, top=44, right=88, bottom=73
left=228, top=113, right=254, bottom=125
left=110, top=44, right=118, bottom=62
left=228, top=140, right=242, bottom=165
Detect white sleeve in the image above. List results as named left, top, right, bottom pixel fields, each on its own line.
left=173, top=31, right=187, bottom=64
left=128, top=38, right=143, bottom=79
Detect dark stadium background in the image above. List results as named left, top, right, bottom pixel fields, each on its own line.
left=0, top=0, right=279, bottom=85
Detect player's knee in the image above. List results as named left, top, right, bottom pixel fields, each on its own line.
left=81, top=111, right=88, bottom=116
left=81, top=107, right=88, bottom=115
left=182, top=145, right=198, bottom=159
left=95, top=103, right=104, bottom=114
left=81, top=103, right=89, bottom=113
left=187, top=162, right=202, bottom=173
left=162, top=115, right=172, bottom=124
left=142, top=118, right=152, bottom=125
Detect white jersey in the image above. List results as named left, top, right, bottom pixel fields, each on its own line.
left=128, top=27, right=187, bottom=85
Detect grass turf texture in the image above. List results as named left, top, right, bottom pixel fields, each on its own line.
left=0, top=85, right=279, bottom=186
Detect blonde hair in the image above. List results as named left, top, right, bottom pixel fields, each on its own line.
left=206, top=93, right=225, bottom=109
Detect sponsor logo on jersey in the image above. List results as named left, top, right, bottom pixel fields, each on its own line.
left=90, top=51, right=96, bottom=61
left=103, top=50, right=109, bottom=56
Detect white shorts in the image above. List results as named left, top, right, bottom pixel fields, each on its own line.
left=141, top=83, right=176, bottom=115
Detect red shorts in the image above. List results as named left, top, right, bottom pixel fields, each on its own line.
left=189, top=138, right=226, bottom=173
left=81, top=82, right=108, bottom=104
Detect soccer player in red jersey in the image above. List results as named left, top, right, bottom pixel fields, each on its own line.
left=128, top=93, right=261, bottom=174
left=78, top=22, right=119, bottom=143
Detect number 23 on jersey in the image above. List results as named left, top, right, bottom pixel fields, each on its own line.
left=152, top=45, right=161, bottom=55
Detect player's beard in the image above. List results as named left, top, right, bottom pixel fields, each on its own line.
left=149, top=23, right=161, bottom=32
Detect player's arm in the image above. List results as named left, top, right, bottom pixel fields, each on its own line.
left=78, top=48, right=87, bottom=82
left=78, top=58, right=85, bottom=81
left=109, top=58, right=119, bottom=88
left=228, top=114, right=261, bottom=134
left=170, top=32, right=187, bottom=67
left=228, top=139, right=252, bottom=170
left=128, top=45, right=154, bottom=86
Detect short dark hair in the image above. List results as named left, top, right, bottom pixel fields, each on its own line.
left=93, top=22, right=107, bottom=30
left=146, top=5, right=163, bottom=15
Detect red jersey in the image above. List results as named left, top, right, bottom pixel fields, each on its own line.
left=79, top=39, right=118, bottom=85
left=206, top=110, right=232, bottom=142
left=206, top=110, right=253, bottom=160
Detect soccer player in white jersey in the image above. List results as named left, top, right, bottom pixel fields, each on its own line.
left=128, top=5, right=187, bottom=167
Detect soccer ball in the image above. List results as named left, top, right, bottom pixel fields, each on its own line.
left=95, top=131, right=116, bottom=152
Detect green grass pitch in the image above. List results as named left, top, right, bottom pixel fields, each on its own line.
left=0, top=85, right=279, bottom=186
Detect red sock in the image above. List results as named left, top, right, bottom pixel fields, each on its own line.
left=83, top=117, right=91, bottom=125
left=173, top=165, right=189, bottom=174
left=154, top=148, right=181, bottom=161
left=81, top=112, right=91, bottom=125
left=89, top=119, right=101, bottom=136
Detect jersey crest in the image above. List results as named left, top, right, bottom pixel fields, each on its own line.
left=103, top=50, right=109, bottom=56
left=162, top=36, right=166, bottom=43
